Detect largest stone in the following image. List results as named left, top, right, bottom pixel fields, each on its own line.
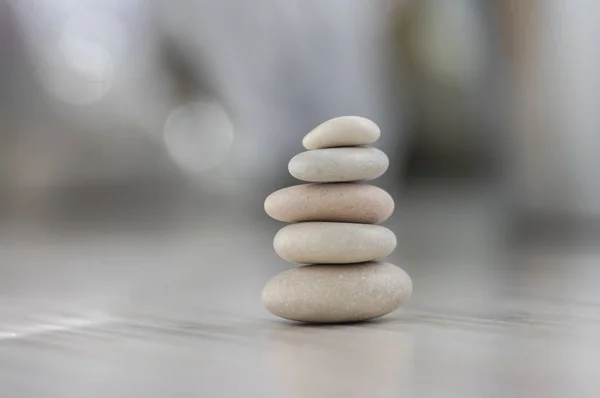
left=264, top=183, right=394, bottom=224
left=261, top=262, right=412, bottom=323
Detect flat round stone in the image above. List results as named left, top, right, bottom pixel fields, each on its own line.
left=274, top=222, right=396, bottom=264
left=288, top=147, right=389, bottom=183
left=264, top=183, right=394, bottom=224
left=302, top=116, right=380, bottom=150
left=261, top=262, right=412, bottom=323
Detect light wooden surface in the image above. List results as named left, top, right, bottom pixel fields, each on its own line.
left=1, top=196, right=599, bottom=398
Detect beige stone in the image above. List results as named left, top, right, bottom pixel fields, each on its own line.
left=274, top=222, right=396, bottom=264
left=302, top=116, right=380, bottom=150
left=261, top=262, right=412, bottom=323
left=264, top=183, right=394, bottom=224
left=288, top=147, right=389, bottom=183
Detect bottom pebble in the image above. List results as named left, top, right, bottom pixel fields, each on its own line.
left=261, top=261, right=412, bottom=324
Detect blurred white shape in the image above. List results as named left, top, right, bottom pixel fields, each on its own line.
left=35, top=9, right=123, bottom=106
left=61, top=8, right=126, bottom=63
left=38, top=45, right=114, bottom=106
left=164, top=100, right=235, bottom=173
left=59, top=35, right=113, bottom=84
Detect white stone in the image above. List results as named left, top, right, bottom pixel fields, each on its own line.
left=274, top=222, right=396, bottom=264
left=288, top=147, right=389, bottom=182
left=302, top=116, right=380, bottom=150
left=264, top=183, right=394, bottom=224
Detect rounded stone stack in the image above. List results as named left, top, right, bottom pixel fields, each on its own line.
left=262, top=116, right=412, bottom=323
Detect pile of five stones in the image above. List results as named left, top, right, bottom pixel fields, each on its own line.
left=262, top=116, right=413, bottom=323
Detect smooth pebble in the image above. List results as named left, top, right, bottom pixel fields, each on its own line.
left=288, top=147, right=389, bottom=183
left=302, top=116, right=380, bottom=150
left=261, top=262, right=412, bottom=323
left=274, top=222, right=396, bottom=264
left=264, top=183, right=394, bottom=224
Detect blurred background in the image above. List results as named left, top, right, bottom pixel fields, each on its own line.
left=2, top=1, right=600, bottom=396
left=3, top=0, right=600, bottom=234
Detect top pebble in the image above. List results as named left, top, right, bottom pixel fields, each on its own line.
left=302, top=116, right=380, bottom=150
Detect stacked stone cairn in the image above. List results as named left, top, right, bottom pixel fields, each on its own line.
left=262, top=116, right=413, bottom=323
